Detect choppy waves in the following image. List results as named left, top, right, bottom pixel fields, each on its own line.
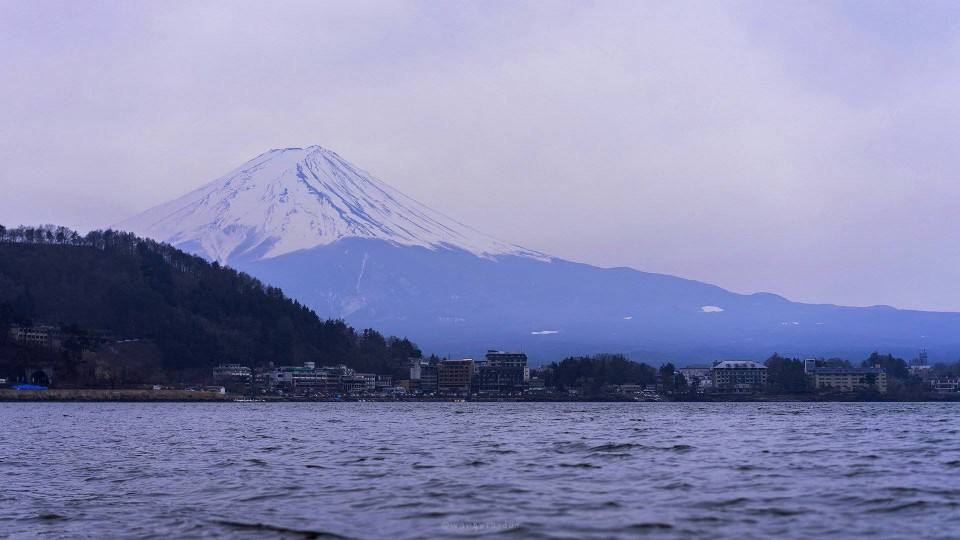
left=2, top=402, right=959, bottom=539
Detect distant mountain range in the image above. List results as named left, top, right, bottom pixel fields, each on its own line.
left=116, top=146, right=960, bottom=363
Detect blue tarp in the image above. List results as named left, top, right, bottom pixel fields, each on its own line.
left=12, top=384, right=48, bottom=391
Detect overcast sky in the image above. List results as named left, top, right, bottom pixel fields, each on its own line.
left=2, top=0, right=959, bottom=311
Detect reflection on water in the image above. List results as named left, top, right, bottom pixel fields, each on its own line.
left=2, top=402, right=959, bottom=539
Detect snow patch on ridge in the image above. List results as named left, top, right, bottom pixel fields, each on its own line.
left=355, top=253, right=369, bottom=294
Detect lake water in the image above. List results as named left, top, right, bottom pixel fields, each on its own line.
left=2, top=402, right=959, bottom=539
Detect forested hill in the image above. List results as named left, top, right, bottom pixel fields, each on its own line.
left=0, top=225, right=421, bottom=380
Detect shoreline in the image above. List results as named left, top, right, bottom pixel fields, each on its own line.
left=2, top=389, right=958, bottom=403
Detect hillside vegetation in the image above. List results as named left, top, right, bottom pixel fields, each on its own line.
left=0, top=225, right=420, bottom=385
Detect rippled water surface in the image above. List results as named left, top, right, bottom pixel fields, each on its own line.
left=2, top=402, right=959, bottom=539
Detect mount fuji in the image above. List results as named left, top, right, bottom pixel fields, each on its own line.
left=118, top=146, right=546, bottom=264
left=117, top=146, right=960, bottom=363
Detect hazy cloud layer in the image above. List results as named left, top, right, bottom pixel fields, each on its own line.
left=2, top=1, right=959, bottom=311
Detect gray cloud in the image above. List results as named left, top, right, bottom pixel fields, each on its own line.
left=2, top=0, right=959, bottom=311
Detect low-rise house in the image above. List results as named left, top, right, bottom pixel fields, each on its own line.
left=679, top=366, right=712, bottom=393
left=617, top=384, right=645, bottom=394
left=909, top=365, right=935, bottom=383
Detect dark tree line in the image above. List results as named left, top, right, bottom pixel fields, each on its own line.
left=539, top=351, right=960, bottom=399
left=764, top=354, right=810, bottom=393
left=0, top=226, right=421, bottom=384
left=861, top=352, right=909, bottom=379
left=544, top=353, right=658, bottom=394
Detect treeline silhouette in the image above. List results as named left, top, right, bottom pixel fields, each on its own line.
left=544, top=353, right=659, bottom=393
left=0, top=225, right=420, bottom=382
left=542, top=351, right=960, bottom=399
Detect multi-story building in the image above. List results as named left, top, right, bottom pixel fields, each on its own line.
left=930, top=378, right=960, bottom=394
left=475, top=365, right=525, bottom=395
left=711, top=360, right=768, bottom=394
left=484, top=351, right=529, bottom=370
left=272, top=362, right=331, bottom=392
left=9, top=325, right=62, bottom=349
left=354, top=373, right=377, bottom=393
left=375, top=375, right=393, bottom=393
left=810, top=368, right=888, bottom=393
left=339, top=374, right=369, bottom=394
left=272, top=362, right=356, bottom=394
left=410, top=358, right=439, bottom=395
left=803, top=359, right=887, bottom=393
left=318, top=364, right=349, bottom=388
left=213, top=364, right=252, bottom=393
left=475, top=351, right=528, bottom=395
left=409, top=360, right=422, bottom=381
left=438, top=358, right=474, bottom=395
left=213, top=364, right=251, bottom=381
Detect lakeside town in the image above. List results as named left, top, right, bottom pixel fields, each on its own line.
left=3, top=323, right=960, bottom=402
left=208, top=351, right=960, bottom=402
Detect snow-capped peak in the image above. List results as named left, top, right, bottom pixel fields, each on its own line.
left=115, top=146, right=548, bottom=263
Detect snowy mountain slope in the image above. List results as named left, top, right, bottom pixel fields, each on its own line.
left=116, top=146, right=546, bottom=263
